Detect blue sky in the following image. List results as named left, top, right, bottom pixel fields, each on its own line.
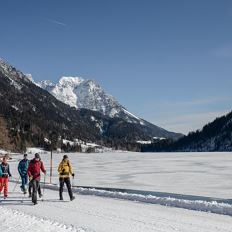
left=1, top=0, right=232, bottom=134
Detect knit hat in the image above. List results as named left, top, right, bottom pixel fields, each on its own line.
left=35, top=153, right=40, bottom=159
left=63, top=155, right=68, bottom=160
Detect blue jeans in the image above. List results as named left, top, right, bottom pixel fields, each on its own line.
left=20, top=175, right=28, bottom=190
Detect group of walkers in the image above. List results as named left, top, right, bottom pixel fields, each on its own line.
left=0, top=153, right=75, bottom=205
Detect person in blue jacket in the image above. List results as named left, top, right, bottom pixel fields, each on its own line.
left=18, top=154, right=29, bottom=194
left=0, top=162, right=2, bottom=176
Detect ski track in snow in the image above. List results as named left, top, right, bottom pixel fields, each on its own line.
left=1, top=187, right=232, bottom=232
left=74, top=187, right=232, bottom=216
left=0, top=205, right=89, bottom=232
left=29, top=182, right=232, bottom=217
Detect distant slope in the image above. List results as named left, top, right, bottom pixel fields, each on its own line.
left=173, top=111, right=232, bottom=151
left=142, top=111, right=232, bottom=152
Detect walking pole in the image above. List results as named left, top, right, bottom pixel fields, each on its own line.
left=72, top=175, right=74, bottom=186
left=42, top=173, right=46, bottom=202
left=21, top=188, right=27, bottom=203
left=71, top=175, right=76, bottom=193
left=12, top=176, right=21, bottom=193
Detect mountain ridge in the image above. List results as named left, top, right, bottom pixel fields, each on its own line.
left=141, top=111, right=232, bottom=152
left=37, top=76, right=182, bottom=139
left=0, top=58, right=181, bottom=152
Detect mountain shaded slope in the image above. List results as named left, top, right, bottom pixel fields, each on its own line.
left=142, top=111, right=232, bottom=152
left=38, top=77, right=182, bottom=140
left=0, top=58, right=181, bottom=152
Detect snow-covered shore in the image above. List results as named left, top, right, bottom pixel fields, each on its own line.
left=1, top=187, right=232, bottom=232
left=12, top=151, right=232, bottom=198
left=1, top=151, right=232, bottom=231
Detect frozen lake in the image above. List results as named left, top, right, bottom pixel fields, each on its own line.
left=4, top=150, right=232, bottom=232
left=11, top=151, right=232, bottom=199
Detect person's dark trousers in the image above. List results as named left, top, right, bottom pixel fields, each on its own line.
left=20, top=175, right=28, bottom=191
left=59, top=177, right=73, bottom=200
left=31, top=179, right=40, bottom=204
left=29, top=180, right=41, bottom=196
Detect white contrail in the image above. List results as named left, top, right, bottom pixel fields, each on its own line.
left=47, top=18, right=67, bottom=27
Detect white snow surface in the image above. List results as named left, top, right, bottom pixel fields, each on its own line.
left=136, top=140, right=152, bottom=144
left=10, top=151, right=232, bottom=198
left=1, top=151, right=232, bottom=231
left=38, top=77, right=122, bottom=114
left=0, top=206, right=87, bottom=232
left=1, top=185, right=232, bottom=232
left=37, top=76, right=145, bottom=125
left=22, top=151, right=232, bottom=199
left=0, top=149, right=8, bottom=154
left=122, top=108, right=141, bottom=121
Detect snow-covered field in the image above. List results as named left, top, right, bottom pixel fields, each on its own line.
left=23, top=150, right=232, bottom=198
left=1, top=187, right=232, bottom=232
left=1, top=151, right=232, bottom=231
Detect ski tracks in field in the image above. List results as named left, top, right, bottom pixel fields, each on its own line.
left=1, top=189, right=232, bottom=232
left=35, top=191, right=232, bottom=232
left=0, top=205, right=90, bottom=232
left=42, top=195, right=159, bottom=232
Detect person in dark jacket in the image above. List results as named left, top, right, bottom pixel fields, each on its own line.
left=0, top=156, right=12, bottom=198
left=58, top=155, right=75, bottom=201
left=27, top=153, right=46, bottom=205
left=18, top=154, right=29, bottom=194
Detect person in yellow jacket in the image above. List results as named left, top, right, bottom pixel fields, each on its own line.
left=58, top=155, right=75, bottom=201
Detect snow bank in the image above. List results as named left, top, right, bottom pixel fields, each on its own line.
left=26, top=147, right=48, bottom=154
left=0, top=206, right=89, bottom=232
left=0, top=148, right=7, bottom=154
left=75, top=188, right=232, bottom=216
left=136, top=140, right=152, bottom=144
left=40, top=183, right=232, bottom=217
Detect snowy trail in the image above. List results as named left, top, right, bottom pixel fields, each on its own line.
left=0, top=206, right=86, bottom=232
left=1, top=188, right=232, bottom=232
left=23, top=181, right=231, bottom=216
left=4, top=152, right=232, bottom=231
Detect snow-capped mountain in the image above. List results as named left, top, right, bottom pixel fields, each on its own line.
left=0, top=58, right=182, bottom=153
left=38, top=76, right=143, bottom=124
left=37, top=76, right=183, bottom=140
